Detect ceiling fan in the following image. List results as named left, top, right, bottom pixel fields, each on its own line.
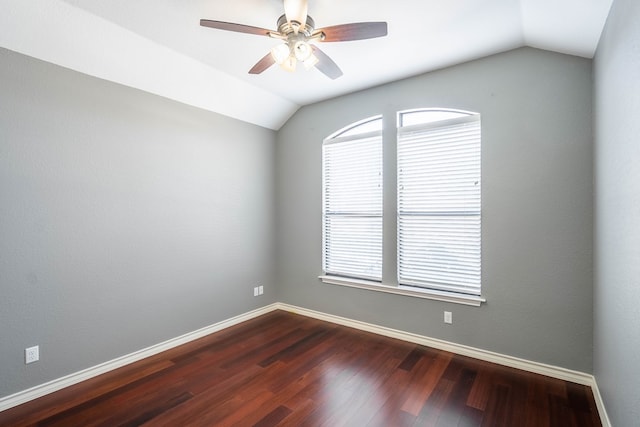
left=200, top=0, right=388, bottom=79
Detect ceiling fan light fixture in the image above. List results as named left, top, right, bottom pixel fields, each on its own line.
left=271, top=43, right=290, bottom=65
left=293, top=40, right=313, bottom=61
left=303, top=53, right=319, bottom=70
left=272, top=38, right=317, bottom=73
left=280, top=55, right=297, bottom=72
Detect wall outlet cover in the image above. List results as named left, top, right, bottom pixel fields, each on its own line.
left=25, top=345, right=39, bottom=364
left=444, top=311, right=453, bottom=324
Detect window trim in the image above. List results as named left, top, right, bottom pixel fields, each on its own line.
left=318, top=275, right=486, bottom=307
left=397, top=107, right=479, bottom=127
left=328, top=116, right=383, bottom=139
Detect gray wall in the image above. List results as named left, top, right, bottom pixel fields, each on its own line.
left=0, top=48, right=277, bottom=397
left=0, top=43, right=599, bottom=402
left=593, top=0, right=640, bottom=424
left=276, top=47, right=594, bottom=372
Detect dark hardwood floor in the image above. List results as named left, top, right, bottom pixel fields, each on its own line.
left=0, top=310, right=601, bottom=426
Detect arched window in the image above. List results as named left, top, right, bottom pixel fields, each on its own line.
left=397, top=109, right=481, bottom=295
left=322, top=116, right=383, bottom=281
left=321, top=109, right=482, bottom=302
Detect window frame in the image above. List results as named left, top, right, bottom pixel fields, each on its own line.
left=321, top=116, right=383, bottom=282
left=319, top=110, right=486, bottom=306
left=397, top=109, right=482, bottom=296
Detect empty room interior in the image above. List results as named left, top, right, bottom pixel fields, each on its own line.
left=0, top=0, right=638, bottom=425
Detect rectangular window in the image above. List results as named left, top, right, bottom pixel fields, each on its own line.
left=397, top=114, right=481, bottom=295
left=322, top=129, right=383, bottom=281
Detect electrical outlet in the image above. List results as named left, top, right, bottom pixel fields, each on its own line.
left=25, top=345, right=39, bottom=364
left=253, top=287, right=259, bottom=297
left=444, top=311, right=452, bottom=324
left=258, top=285, right=264, bottom=295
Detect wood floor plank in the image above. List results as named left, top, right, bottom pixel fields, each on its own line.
left=272, top=396, right=316, bottom=426
left=363, top=369, right=417, bottom=426
left=433, top=367, right=478, bottom=427
left=401, top=349, right=453, bottom=416
left=115, top=391, right=193, bottom=427
left=318, top=344, right=407, bottom=427
left=0, top=311, right=602, bottom=427
left=523, top=376, right=552, bottom=427
left=466, top=367, right=493, bottom=411
left=414, top=377, right=455, bottom=426
left=253, top=405, right=294, bottom=427
left=481, top=383, right=512, bottom=427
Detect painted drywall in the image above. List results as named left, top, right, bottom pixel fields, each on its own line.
left=593, top=0, right=640, bottom=424
left=0, top=48, right=277, bottom=398
left=275, top=47, right=594, bottom=372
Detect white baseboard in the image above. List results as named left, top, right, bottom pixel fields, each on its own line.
left=590, top=379, right=612, bottom=427
left=274, top=302, right=611, bottom=427
left=275, top=303, right=592, bottom=384
left=0, top=302, right=610, bottom=426
left=0, top=303, right=280, bottom=413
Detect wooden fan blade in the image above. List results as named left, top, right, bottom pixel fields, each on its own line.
left=317, top=22, right=388, bottom=42
left=311, top=45, right=343, bottom=80
left=249, top=52, right=276, bottom=74
left=200, top=19, right=272, bottom=37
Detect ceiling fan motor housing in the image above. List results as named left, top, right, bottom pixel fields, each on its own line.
left=276, top=14, right=317, bottom=37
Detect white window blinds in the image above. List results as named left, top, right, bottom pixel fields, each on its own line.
left=397, top=114, right=481, bottom=295
left=322, top=129, right=383, bottom=281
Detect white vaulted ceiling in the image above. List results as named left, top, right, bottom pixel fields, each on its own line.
left=0, top=0, right=612, bottom=130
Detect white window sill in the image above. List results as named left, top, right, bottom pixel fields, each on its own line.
left=318, top=275, right=486, bottom=307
